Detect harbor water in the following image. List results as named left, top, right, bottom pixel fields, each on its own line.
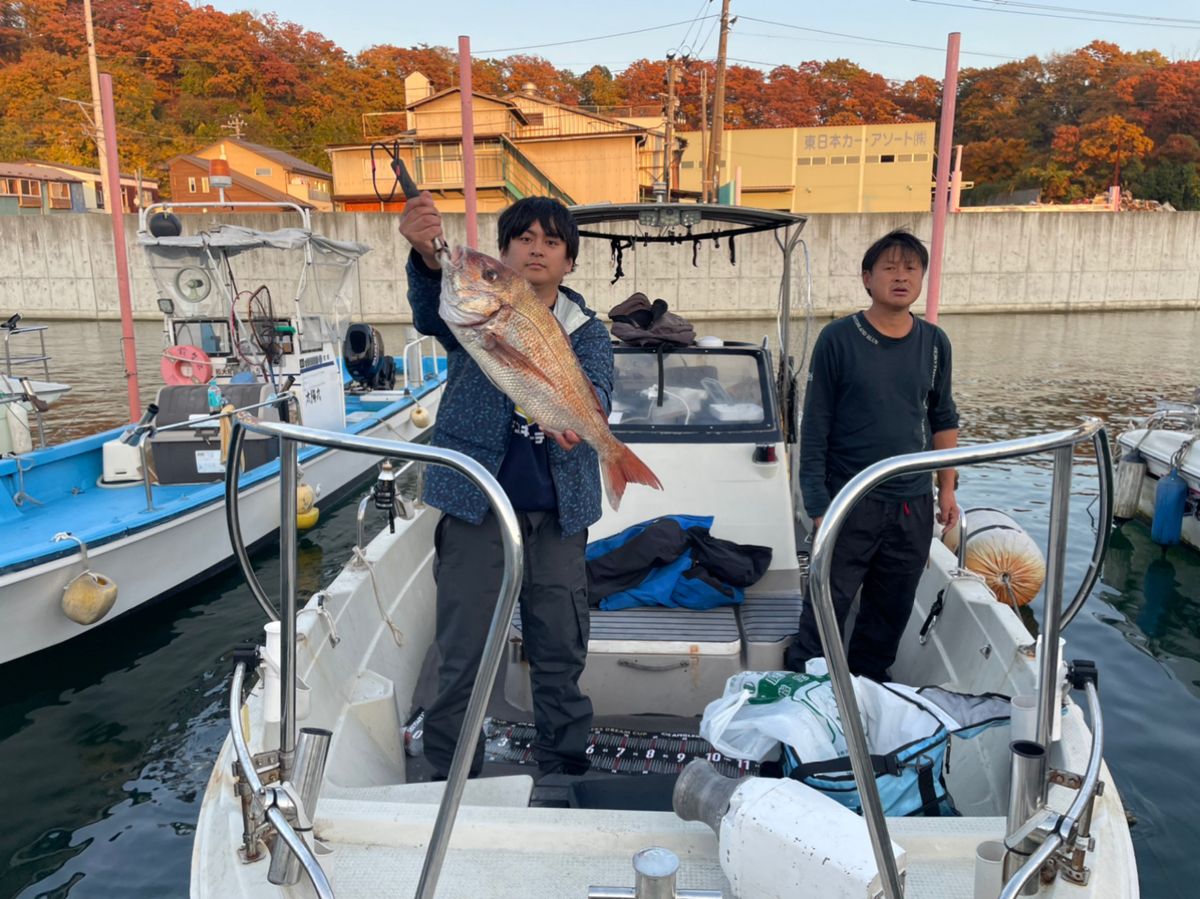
left=2, top=310, right=1198, bottom=898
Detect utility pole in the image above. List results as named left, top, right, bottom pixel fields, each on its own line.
left=704, top=0, right=732, bottom=204
left=663, top=53, right=678, bottom=197
left=82, top=0, right=111, bottom=214
left=222, top=114, right=248, bottom=139
left=699, top=69, right=708, bottom=202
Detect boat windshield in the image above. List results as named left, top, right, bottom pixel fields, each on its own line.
left=609, top=345, right=777, bottom=438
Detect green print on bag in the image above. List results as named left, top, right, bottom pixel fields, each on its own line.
left=746, top=673, right=842, bottom=742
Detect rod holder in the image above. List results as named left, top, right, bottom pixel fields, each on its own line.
left=1004, top=740, right=1048, bottom=895
left=267, top=727, right=332, bottom=886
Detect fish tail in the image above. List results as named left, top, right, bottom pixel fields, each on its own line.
left=602, top=443, right=662, bottom=510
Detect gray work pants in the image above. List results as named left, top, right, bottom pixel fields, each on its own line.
left=423, top=509, right=593, bottom=777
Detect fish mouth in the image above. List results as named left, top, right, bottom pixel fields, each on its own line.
left=439, top=294, right=491, bottom=326
left=450, top=245, right=466, bottom=268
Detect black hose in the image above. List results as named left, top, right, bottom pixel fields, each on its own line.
left=225, top=419, right=279, bottom=622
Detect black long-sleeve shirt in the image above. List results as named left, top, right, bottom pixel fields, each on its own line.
left=799, top=312, right=959, bottom=519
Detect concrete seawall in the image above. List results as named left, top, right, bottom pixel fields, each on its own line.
left=2, top=210, right=1197, bottom=321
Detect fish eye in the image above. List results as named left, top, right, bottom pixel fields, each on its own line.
left=483, top=268, right=499, bottom=283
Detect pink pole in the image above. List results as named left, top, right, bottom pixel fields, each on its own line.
left=99, top=73, right=140, bottom=422
left=458, top=36, right=478, bottom=249
left=926, top=32, right=960, bottom=325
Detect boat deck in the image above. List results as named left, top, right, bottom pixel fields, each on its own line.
left=0, top=380, right=443, bottom=573
left=312, top=796, right=998, bottom=898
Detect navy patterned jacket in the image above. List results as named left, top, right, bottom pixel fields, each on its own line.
left=406, top=251, right=613, bottom=537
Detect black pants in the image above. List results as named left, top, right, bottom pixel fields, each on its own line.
left=786, top=494, right=933, bottom=681
left=424, top=510, right=593, bottom=778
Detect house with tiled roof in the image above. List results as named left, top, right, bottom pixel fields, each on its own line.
left=325, top=71, right=674, bottom=213
left=20, top=161, right=159, bottom=213
left=0, top=163, right=84, bottom=214
left=167, top=138, right=332, bottom=212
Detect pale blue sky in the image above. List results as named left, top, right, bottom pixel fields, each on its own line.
left=207, top=0, right=1200, bottom=81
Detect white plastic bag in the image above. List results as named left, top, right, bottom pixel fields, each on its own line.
left=700, top=671, right=854, bottom=763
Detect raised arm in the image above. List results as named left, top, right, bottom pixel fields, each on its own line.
left=399, top=191, right=457, bottom=349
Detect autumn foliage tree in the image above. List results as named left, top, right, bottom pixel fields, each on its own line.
left=0, top=3, right=1196, bottom=207
left=1050, top=115, right=1153, bottom=197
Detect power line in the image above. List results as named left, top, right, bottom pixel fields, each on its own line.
left=963, top=0, right=1200, bottom=27
left=474, top=17, right=717, bottom=54
left=674, top=0, right=714, bottom=56
left=734, top=28, right=1021, bottom=61
left=723, top=55, right=935, bottom=83
left=910, top=0, right=1200, bottom=29
left=737, top=15, right=1016, bottom=59
left=694, top=14, right=722, bottom=58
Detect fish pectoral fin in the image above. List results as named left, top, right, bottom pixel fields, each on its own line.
left=480, top=331, right=556, bottom=388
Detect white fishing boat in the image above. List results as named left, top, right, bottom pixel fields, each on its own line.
left=0, top=202, right=445, bottom=665
left=1, top=318, right=72, bottom=454
left=1115, top=401, right=1199, bottom=551
left=0, top=375, right=71, bottom=407
left=191, top=204, right=1135, bottom=899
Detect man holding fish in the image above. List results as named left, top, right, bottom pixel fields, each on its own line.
left=400, top=192, right=659, bottom=780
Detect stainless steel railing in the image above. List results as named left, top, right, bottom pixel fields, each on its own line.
left=807, top=418, right=1112, bottom=899
left=401, top=333, right=442, bottom=395
left=140, top=200, right=311, bottom=232
left=998, top=678, right=1105, bottom=899
left=228, top=659, right=334, bottom=898
left=132, top=393, right=294, bottom=516
left=1061, top=427, right=1113, bottom=629
left=224, top=416, right=523, bottom=899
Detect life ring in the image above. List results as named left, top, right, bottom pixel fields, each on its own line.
left=161, top=344, right=214, bottom=386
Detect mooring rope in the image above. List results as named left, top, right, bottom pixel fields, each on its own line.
left=351, top=546, right=404, bottom=648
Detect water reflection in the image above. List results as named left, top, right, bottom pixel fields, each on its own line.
left=1138, top=555, right=1176, bottom=641
left=1102, top=526, right=1135, bottom=593
left=1100, top=522, right=1200, bottom=685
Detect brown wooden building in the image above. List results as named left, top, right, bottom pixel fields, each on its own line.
left=165, top=155, right=317, bottom=213
left=166, top=138, right=332, bottom=212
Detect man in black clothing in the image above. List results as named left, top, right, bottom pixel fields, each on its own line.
left=785, top=229, right=959, bottom=682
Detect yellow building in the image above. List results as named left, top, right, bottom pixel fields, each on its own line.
left=327, top=72, right=670, bottom=212
left=677, top=122, right=936, bottom=213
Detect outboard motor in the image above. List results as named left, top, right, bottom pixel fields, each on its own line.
left=343, top=323, right=395, bottom=390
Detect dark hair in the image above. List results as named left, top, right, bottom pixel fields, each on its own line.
left=861, top=228, right=929, bottom=274
left=498, top=196, right=580, bottom=262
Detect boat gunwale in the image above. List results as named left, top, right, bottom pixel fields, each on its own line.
left=0, top=377, right=445, bottom=574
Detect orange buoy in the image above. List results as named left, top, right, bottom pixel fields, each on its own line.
left=160, top=345, right=214, bottom=386
left=943, top=508, right=1046, bottom=606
